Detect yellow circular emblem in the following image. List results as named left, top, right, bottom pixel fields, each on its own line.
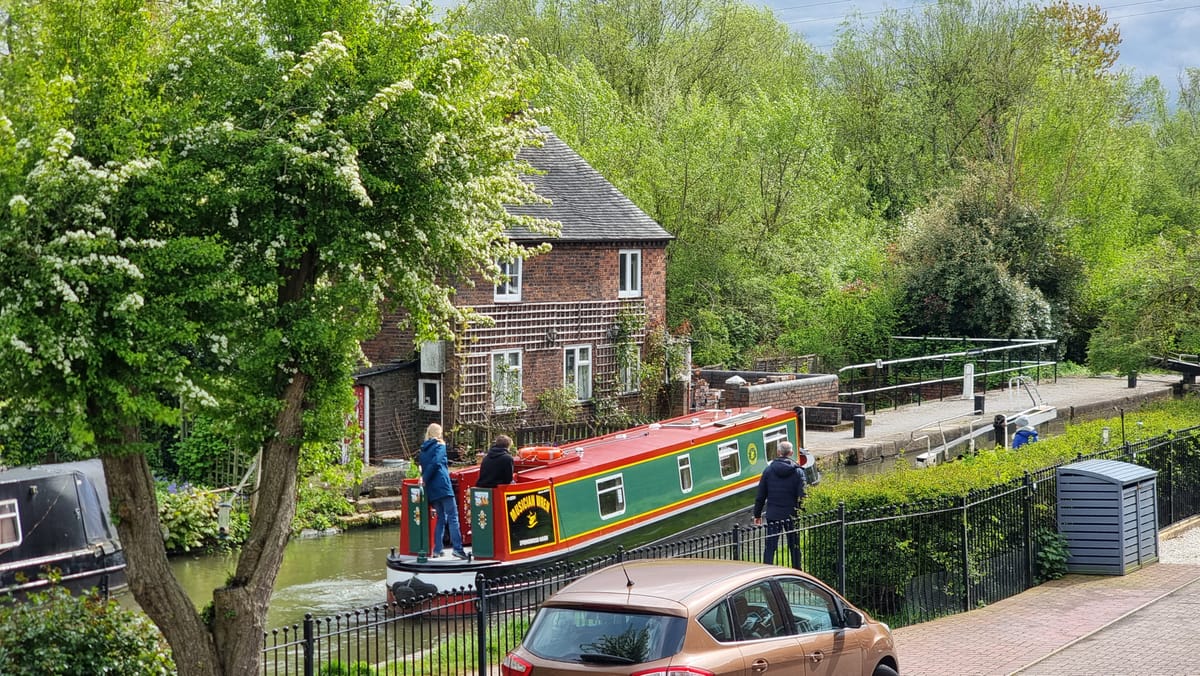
left=748, top=443, right=758, bottom=465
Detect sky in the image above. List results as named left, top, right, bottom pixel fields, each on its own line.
left=763, top=0, right=1200, bottom=97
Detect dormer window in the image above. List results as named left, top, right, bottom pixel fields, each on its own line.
left=618, top=249, right=641, bottom=298
left=495, top=258, right=522, bottom=302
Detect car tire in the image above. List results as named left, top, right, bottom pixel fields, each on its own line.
left=872, top=663, right=899, bottom=676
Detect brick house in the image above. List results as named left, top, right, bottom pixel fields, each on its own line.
left=357, top=130, right=675, bottom=461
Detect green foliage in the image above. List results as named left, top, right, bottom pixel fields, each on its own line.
left=319, top=661, right=378, bottom=676
left=294, top=444, right=361, bottom=533
left=582, top=626, right=651, bottom=663
left=0, top=586, right=175, bottom=674
left=157, top=484, right=223, bottom=553
left=168, top=415, right=238, bottom=487
left=805, top=395, right=1200, bottom=513
left=1033, top=529, right=1070, bottom=583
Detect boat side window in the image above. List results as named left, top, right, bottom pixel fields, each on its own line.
left=677, top=455, right=693, bottom=493
left=763, top=426, right=789, bottom=459
left=0, top=499, right=21, bottom=550
left=718, top=441, right=740, bottom=479
left=596, top=475, right=626, bottom=519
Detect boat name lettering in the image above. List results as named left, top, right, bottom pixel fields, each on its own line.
left=508, top=493, right=552, bottom=521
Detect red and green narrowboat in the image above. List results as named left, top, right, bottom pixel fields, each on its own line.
left=385, top=406, right=801, bottom=599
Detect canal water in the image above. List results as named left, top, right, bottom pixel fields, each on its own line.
left=148, top=461, right=896, bottom=630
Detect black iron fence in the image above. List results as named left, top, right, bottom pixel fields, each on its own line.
left=263, top=425, right=1200, bottom=675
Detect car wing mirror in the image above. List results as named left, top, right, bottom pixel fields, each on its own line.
left=842, top=607, right=864, bottom=629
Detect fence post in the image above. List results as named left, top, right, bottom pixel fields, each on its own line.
left=731, top=525, right=741, bottom=562
left=960, top=495, right=971, bottom=613
left=1168, top=459, right=1176, bottom=525
left=1023, top=472, right=1034, bottom=589
left=302, top=614, right=314, bottom=676
left=837, top=502, right=847, bottom=596
left=476, top=574, right=489, bottom=676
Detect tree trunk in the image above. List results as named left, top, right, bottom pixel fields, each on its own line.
left=210, top=372, right=309, bottom=674
left=102, top=445, right=221, bottom=676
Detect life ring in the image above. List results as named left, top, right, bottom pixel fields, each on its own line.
left=517, top=445, right=563, bottom=461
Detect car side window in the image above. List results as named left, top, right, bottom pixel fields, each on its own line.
left=776, top=576, right=839, bottom=634
left=729, top=581, right=789, bottom=640
left=698, top=602, right=735, bottom=643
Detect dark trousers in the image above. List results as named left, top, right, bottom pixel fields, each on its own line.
left=763, top=518, right=801, bottom=568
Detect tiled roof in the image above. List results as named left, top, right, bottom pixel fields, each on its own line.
left=505, top=129, right=673, bottom=243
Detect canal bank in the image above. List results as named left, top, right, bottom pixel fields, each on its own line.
left=801, top=375, right=1178, bottom=470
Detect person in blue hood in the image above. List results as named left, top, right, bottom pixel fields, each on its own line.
left=752, top=441, right=806, bottom=567
left=418, top=423, right=467, bottom=559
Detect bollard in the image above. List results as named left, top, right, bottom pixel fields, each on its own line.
left=974, top=394, right=985, bottom=414
left=852, top=414, right=866, bottom=439
left=993, top=414, right=1007, bottom=448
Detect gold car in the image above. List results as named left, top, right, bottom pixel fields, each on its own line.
left=501, top=558, right=899, bottom=676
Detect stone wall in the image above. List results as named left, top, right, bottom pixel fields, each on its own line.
left=697, top=370, right=839, bottom=410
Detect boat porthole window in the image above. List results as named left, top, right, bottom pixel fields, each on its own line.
left=678, top=455, right=693, bottom=493
left=718, top=441, right=740, bottom=479
left=763, top=426, right=789, bottom=459
left=596, top=475, right=626, bottom=519
left=0, top=500, right=21, bottom=550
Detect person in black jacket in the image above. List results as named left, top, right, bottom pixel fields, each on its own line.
left=476, top=435, right=515, bottom=488
left=752, top=441, right=806, bottom=567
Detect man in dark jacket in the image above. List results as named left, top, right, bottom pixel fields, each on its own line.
left=476, top=435, right=515, bottom=488
left=752, top=441, right=806, bottom=567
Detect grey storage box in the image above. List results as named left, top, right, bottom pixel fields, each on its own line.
left=1056, top=459, right=1158, bottom=575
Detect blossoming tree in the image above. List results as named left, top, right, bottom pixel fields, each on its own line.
left=0, top=0, right=554, bottom=673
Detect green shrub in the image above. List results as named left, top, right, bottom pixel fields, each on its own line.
left=157, top=483, right=224, bottom=553
left=319, top=661, right=377, bottom=676
left=1033, top=529, right=1070, bottom=583
left=0, top=586, right=175, bottom=674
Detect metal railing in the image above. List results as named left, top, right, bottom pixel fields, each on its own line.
left=263, top=425, right=1200, bottom=676
left=838, top=337, right=1058, bottom=413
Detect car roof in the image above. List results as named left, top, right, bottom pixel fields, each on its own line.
left=543, top=559, right=799, bottom=616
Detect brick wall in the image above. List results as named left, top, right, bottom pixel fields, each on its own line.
left=698, top=370, right=839, bottom=410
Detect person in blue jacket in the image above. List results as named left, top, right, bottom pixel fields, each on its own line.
left=1012, top=417, right=1039, bottom=449
left=418, top=423, right=467, bottom=559
left=752, top=441, right=807, bottom=567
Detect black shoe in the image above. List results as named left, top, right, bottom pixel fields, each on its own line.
left=452, top=550, right=469, bottom=560
left=428, top=552, right=443, bottom=558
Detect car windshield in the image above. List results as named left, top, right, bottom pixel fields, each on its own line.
left=522, top=606, right=687, bottom=665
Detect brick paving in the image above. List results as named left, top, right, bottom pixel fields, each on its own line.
left=891, top=563, right=1200, bottom=676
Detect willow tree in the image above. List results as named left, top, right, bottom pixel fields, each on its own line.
left=0, top=0, right=553, bottom=674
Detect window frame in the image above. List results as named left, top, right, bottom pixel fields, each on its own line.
left=618, top=249, right=642, bottom=298
left=763, top=426, right=789, bottom=459
left=494, top=258, right=522, bottom=302
left=0, top=499, right=21, bottom=550
left=564, top=344, right=593, bottom=401
left=491, top=349, right=524, bottom=412
left=677, top=454, right=694, bottom=494
left=718, top=440, right=741, bottom=479
left=595, top=474, right=626, bottom=519
left=417, top=378, right=441, bottom=412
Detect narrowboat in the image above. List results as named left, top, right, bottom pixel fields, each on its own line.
left=0, top=459, right=127, bottom=596
left=385, top=406, right=806, bottom=599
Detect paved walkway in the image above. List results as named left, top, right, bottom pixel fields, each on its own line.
left=892, top=560, right=1200, bottom=675
left=802, top=374, right=1177, bottom=467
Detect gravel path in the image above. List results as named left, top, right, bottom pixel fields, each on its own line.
left=1160, top=524, right=1200, bottom=565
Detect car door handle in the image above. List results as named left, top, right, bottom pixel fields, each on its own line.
left=751, top=658, right=769, bottom=672
left=809, top=650, right=825, bottom=663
